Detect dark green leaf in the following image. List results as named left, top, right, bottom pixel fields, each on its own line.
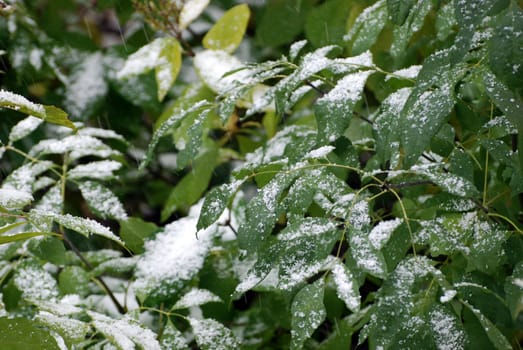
left=387, top=0, right=416, bottom=25
left=28, top=237, right=66, bottom=266
left=119, top=217, right=159, bottom=254
left=291, top=279, right=326, bottom=350
left=347, top=0, right=388, bottom=55
left=305, top=0, right=351, bottom=48
left=59, top=266, right=90, bottom=296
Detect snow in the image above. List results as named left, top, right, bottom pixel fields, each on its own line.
left=8, top=115, right=43, bottom=143
left=29, top=135, right=120, bottom=160
left=78, top=127, right=126, bottom=142
left=68, top=160, right=122, bottom=180
left=289, top=40, right=307, bottom=61
left=14, top=264, right=59, bottom=301
left=79, top=181, right=128, bottom=220
left=193, top=49, right=249, bottom=94
left=179, top=0, right=211, bottom=29
left=89, top=312, right=161, bottom=350
left=386, top=65, right=422, bottom=81
left=173, top=288, right=221, bottom=309
left=369, top=218, right=402, bottom=249
left=188, top=317, right=239, bottom=349
left=331, top=261, right=359, bottom=312
left=117, top=39, right=163, bottom=79
left=133, top=203, right=216, bottom=299
left=0, top=188, right=33, bottom=209
left=64, top=53, right=107, bottom=119
left=304, top=146, right=335, bottom=159
left=36, top=311, right=89, bottom=341
left=429, top=306, right=466, bottom=350
left=439, top=289, right=457, bottom=303
left=0, top=89, right=45, bottom=115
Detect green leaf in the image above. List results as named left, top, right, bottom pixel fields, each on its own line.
left=175, top=108, right=212, bottom=169
left=290, top=279, right=326, bottom=350
left=155, top=38, right=182, bottom=101
left=0, top=317, right=60, bottom=350
left=412, top=164, right=479, bottom=197
left=390, top=0, right=432, bottom=60
left=89, top=312, right=162, bottom=350
left=483, top=69, right=523, bottom=132
left=28, top=237, right=66, bottom=266
left=162, top=149, right=218, bottom=221
left=140, top=100, right=210, bottom=170
left=305, top=0, right=351, bottom=48
left=461, top=300, right=512, bottom=350
left=315, top=69, right=373, bottom=143
left=119, top=217, right=159, bottom=254
left=8, top=116, right=43, bottom=144
left=346, top=0, right=388, bottom=55
left=203, top=4, right=250, bottom=53
left=35, top=311, right=89, bottom=344
left=0, top=89, right=75, bottom=129
left=197, top=180, right=241, bottom=230
left=79, top=181, right=127, bottom=221
left=58, top=266, right=90, bottom=296
left=32, top=211, right=123, bottom=244
left=238, top=171, right=300, bottom=253
left=387, top=0, right=415, bottom=25
left=160, top=321, right=189, bottom=349
left=505, top=261, right=523, bottom=320
left=0, top=232, right=55, bottom=245
left=118, top=37, right=182, bottom=102
left=0, top=221, right=25, bottom=234
left=189, top=317, right=240, bottom=350
left=256, top=0, right=313, bottom=47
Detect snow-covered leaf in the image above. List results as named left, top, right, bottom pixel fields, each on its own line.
left=0, top=89, right=75, bottom=129
left=29, top=135, right=120, bottom=161
left=345, top=0, right=387, bottom=54
left=290, top=279, right=326, bottom=350
left=331, top=259, right=360, bottom=312
left=179, top=0, right=210, bottom=30
left=35, top=311, right=89, bottom=343
left=193, top=50, right=249, bottom=95
left=79, top=181, right=127, bottom=221
left=160, top=321, right=188, bottom=350
left=189, top=317, right=240, bottom=350
left=68, top=160, right=122, bottom=181
left=14, top=263, right=59, bottom=302
left=173, top=288, right=222, bottom=309
left=133, top=206, right=215, bottom=301
left=89, top=312, right=162, bottom=350
left=8, top=115, right=43, bottom=143
left=0, top=188, right=33, bottom=209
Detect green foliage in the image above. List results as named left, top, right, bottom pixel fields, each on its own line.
left=1, top=0, right=523, bottom=349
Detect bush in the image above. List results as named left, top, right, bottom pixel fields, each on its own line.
left=0, top=0, right=522, bottom=349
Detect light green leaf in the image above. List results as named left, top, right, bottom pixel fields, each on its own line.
left=58, top=266, right=90, bottom=296
left=119, top=217, right=159, bottom=254
left=203, top=4, right=250, bottom=53
left=179, top=0, right=210, bottom=30
left=79, top=181, right=128, bottom=221
left=0, top=317, right=60, bottom=350
left=28, top=236, right=65, bottom=266
left=0, top=221, right=25, bottom=234
left=0, top=89, right=75, bottom=129
left=156, top=38, right=182, bottom=101
left=346, top=0, right=387, bottom=55
left=290, top=279, right=326, bottom=350
left=0, top=232, right=55, bottom=245
left=188, top=317, right=240, bottom=350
